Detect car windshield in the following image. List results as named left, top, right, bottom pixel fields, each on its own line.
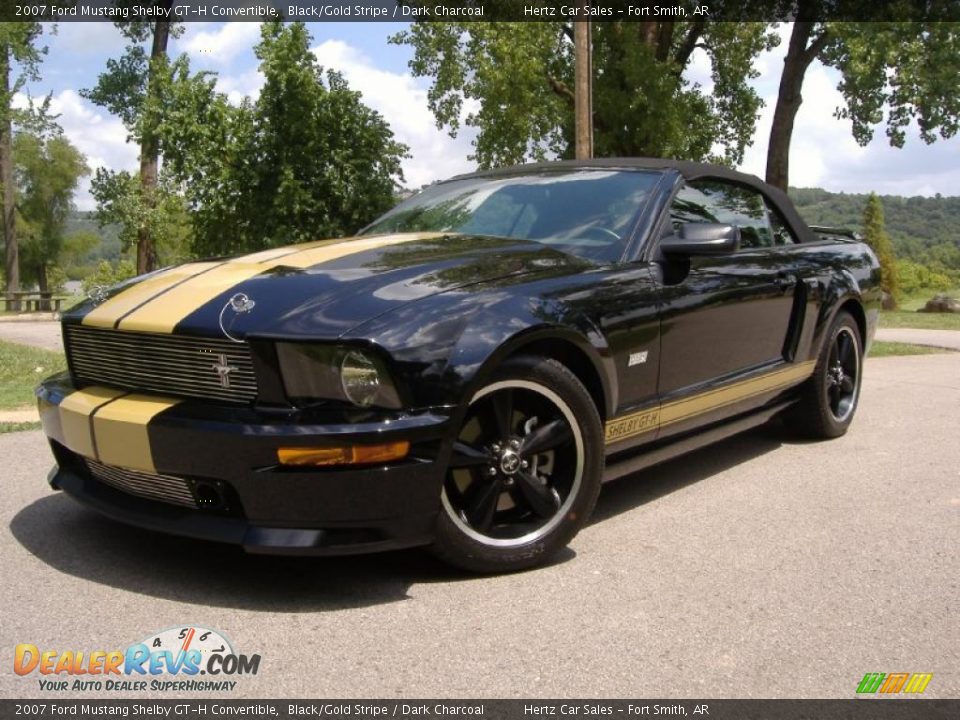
left=362, top=169, right=661, bottom=261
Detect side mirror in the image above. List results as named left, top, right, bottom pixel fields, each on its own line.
left=660, top=223, right=740, bottom=256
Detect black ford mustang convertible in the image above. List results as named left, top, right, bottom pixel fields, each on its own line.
left=37, top=159, right=879, bottom=571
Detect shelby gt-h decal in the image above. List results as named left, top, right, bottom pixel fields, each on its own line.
left=37, top=159, right=880, bottom=572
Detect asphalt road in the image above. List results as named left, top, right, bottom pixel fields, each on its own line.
left=1, top=353, right=957, bottom=700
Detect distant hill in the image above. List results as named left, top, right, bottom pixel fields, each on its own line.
left=65, top=211, right=123, bottom=265
left=790, top=188, right=960, bottom=272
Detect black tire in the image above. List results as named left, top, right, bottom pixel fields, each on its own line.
left=789, top=311, right=863, bottom=439
left=431, top=356, right=604, bottom=573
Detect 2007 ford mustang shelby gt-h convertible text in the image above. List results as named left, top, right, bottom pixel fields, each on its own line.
left=37, top=159, right=879, bottom=571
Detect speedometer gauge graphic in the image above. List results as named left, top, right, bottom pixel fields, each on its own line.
left=139, top=626, right=234, bottom=671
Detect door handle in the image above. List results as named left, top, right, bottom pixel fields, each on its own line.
left=775, top=273, right=797, bottom=291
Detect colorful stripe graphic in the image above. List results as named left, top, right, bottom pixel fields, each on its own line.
left=84, top=233, right=443, bottom=334
left=856, top=672, right=933, bottom=694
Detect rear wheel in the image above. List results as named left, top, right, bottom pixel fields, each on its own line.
left=789, top=311, right=863, bottom=439
left=431, top=356, right=603, bottom=572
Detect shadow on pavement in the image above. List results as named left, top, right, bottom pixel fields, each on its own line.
left=9, top=494, right=467, bottom=612
left=10, top=422, right=787, bottom=610
left=9, top=494, right=575, bottom=611
left=592, top=422, right=784, bottom=523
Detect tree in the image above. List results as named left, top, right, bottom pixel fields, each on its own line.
left=81, top=5, right=180, bottom=274
left=766, top=9, right=959, bottom=190
left=81, top=258, right=137, bottom=296
left=862, top=193, right=899, bottom=307
left=13, top=132, right=89, bottom=306
left=160, top=22, right=409, bottom=257
left=0, top=23, right=48, bottom=306
left=88, top=167, right=191, bottom=268
left=391, top=21, right=778, bottom=168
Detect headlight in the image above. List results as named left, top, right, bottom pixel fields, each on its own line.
left=275, top=343, right=402, bottom=409
left=340, top=351, right=381, bottom=407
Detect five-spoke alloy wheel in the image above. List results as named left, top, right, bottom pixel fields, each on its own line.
left=432, top=356, right=603, bottom=572
left=790, top=311, right=864, bottom=439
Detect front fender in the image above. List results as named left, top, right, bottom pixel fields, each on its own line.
left=345, top=288, right=612, bottom=417
left=444, top=311, right=613, bottom=417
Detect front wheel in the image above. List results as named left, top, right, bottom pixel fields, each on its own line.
left=431, top=356, right=603, bottom=573
left=789, top=311, right=863, bottom=439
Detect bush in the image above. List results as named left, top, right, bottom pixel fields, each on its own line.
left=897, top=260, right=953, bottom=296
left=81, top=259, right=137, bottom=296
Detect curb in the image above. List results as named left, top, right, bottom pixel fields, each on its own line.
left=0, top=313, right=59, bottom=323
left=0, top=407, right=39, bottom=423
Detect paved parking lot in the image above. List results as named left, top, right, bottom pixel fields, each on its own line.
left=1, top=353, right=957, bottom=699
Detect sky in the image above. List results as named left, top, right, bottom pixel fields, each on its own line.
left=18, top=21, right=960, bottom=211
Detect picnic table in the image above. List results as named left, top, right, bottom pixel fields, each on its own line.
left=2, top=291, right=70, bottom=313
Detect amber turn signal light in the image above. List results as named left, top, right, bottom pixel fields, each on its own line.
left=277, top=441, right=410, bottom=467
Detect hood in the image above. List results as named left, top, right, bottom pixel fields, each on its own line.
left=66, top=233, right=591, bottom=340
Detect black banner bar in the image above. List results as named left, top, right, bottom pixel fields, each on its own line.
left=4, top=0, right=959, bottom=23
left=1, top=700, right=958, bottom=720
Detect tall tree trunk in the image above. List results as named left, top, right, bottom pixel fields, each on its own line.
left=574, top=11, right=593, bottom=160
left=37, top=263, right=48, bottom=311
left=1, top=44, right=18, bottom=309
left=136, top=15, right=172, bottom=275
left=766, top=20, right=829, bottom=191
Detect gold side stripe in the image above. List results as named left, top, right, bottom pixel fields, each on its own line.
left=57, top=387, right=127, bottom=459
left=604, top=361, right=815, bottom=445
left=115, top=233, right=443, bottom=334
left=92, top=394, right=181, bottom=473
left=81, top=262, right=221, bottom=329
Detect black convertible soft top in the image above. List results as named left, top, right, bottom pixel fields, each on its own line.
left=457, top=157, right=821, bottom=245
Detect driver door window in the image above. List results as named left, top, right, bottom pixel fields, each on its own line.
left=669, top=180, right=774, bottom=250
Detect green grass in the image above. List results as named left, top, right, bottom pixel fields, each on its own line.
left=0, top=340, right=67, bottom=410
left=896, top=286, right=960, bottom=312
left=879, top=310, right=960, bottom=330
left=0, top=421, right=41, bottom=434
left=869, top=341, right=953, bottom=357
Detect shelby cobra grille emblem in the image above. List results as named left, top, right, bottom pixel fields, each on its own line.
left=210, top=353, right=238, bottom=389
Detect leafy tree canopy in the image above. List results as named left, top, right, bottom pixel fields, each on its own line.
left=159, top=21, right=409, bottom=257
left=824, top=20, right=960, bottom=149
left=391, top=21, right=778, bottom=168
left=13, top=131, right=89, bottom=289
left=89, top=168, right=191, bottom=267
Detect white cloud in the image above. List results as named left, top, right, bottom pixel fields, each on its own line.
left=215, top=69, right=265, bottom=105
left=311, top=39, right=477, bottom=188
left=739, top=35, right=960, bottom=196
left=685, top=47, right=713, bottom=93
left=180, top=22, right=263, bottom=66
left=14, top=90, right=139, bottom=210
left=51, top=23, right=128, bottom=57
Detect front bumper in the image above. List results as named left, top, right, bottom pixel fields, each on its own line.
left=37, top=374, right=454, bottom=555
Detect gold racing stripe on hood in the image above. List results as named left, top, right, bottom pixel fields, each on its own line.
left=115, top=233, right=443, bottom=334
left=81, top=261, right=223, bottom=329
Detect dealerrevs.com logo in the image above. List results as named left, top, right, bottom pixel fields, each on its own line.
left=14, top=626, right=260, bottom=693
